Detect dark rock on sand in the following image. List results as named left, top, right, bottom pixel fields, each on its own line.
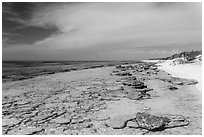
left=167, top=85, right=178, bottom=90
left=135, top=112, right=170, bottom=131
left=126, top=88, right=152, bottom=100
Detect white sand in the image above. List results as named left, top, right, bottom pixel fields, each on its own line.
left=157, top=61, right=202, bottom=92
left=142, top=59, right=160, bottom=63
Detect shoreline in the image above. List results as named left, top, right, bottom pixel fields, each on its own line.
left=2, top=62, right=202, bottom=135
left=2, top=61, right=140, bottom=83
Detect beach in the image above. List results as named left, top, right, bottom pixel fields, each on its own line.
left=2, top=62, right=202, bottom=135
left=157, top=61, right=202, bottom=92
left=2, top=2, right=202, bottom=135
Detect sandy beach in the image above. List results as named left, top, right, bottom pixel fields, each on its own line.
left=157, top=61, right=202, bottom=92
left=2, top=62, right=202, bottom=135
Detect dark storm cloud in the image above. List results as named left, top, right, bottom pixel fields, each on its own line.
left=2, top=2, right=34, bottom=26
left=2, top=2, right=59, bottom=46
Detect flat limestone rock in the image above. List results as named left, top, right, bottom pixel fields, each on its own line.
left=16, top=100, right=30, bottom=105
left=126, top=89, right=151, bottom=100
left=52, top=117, right=71, bottom=124
left=2, top=118, right=20, bottom=127
left=135, top=88, right=153, bottom=93
left=44, top=103, right=58, bottom=109
left=31, top=113, right=57, bottom=122
left=106, top=115, right=134, bottom=129
left=106, top=86, right=122, bottom=91
left=92, top=114, right=110, bottom=121
left=173, top=81, right=183, bottom=85
left=127, top=121, right=138, bottom=128
left=126, top=92, right=140, bottom=100
left=8, top=126, right=44, bottom=135
left=71, top=117, right=86, bottom=124
left=161, top=114, right=189, bottom=128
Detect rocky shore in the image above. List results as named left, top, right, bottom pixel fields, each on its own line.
left=2, top=62, right=202, bottom=135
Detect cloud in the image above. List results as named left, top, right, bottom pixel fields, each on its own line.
left=2, top=32, right=20, bottom=47
left=25, top=3, right=201, bottom=50
left=2, top=3, right=18, bottom=16
left=2, top=2, right=202, bottom=60
left=2, top=2, right=27, bottom=25
left=3, top=32, right=20, bottom=37
left=105, top=49, right=180, bottom=58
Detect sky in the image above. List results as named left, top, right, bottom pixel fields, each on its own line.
left=2, top=2, right=202, bottom=61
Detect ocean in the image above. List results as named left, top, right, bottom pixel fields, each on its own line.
left=2, top=60, right=139, bottom=82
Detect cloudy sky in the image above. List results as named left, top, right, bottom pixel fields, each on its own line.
left=2, top=2, right=202, bottom=61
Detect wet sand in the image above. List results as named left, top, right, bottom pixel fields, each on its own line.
left=2, top=63, right=202, bottom=135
